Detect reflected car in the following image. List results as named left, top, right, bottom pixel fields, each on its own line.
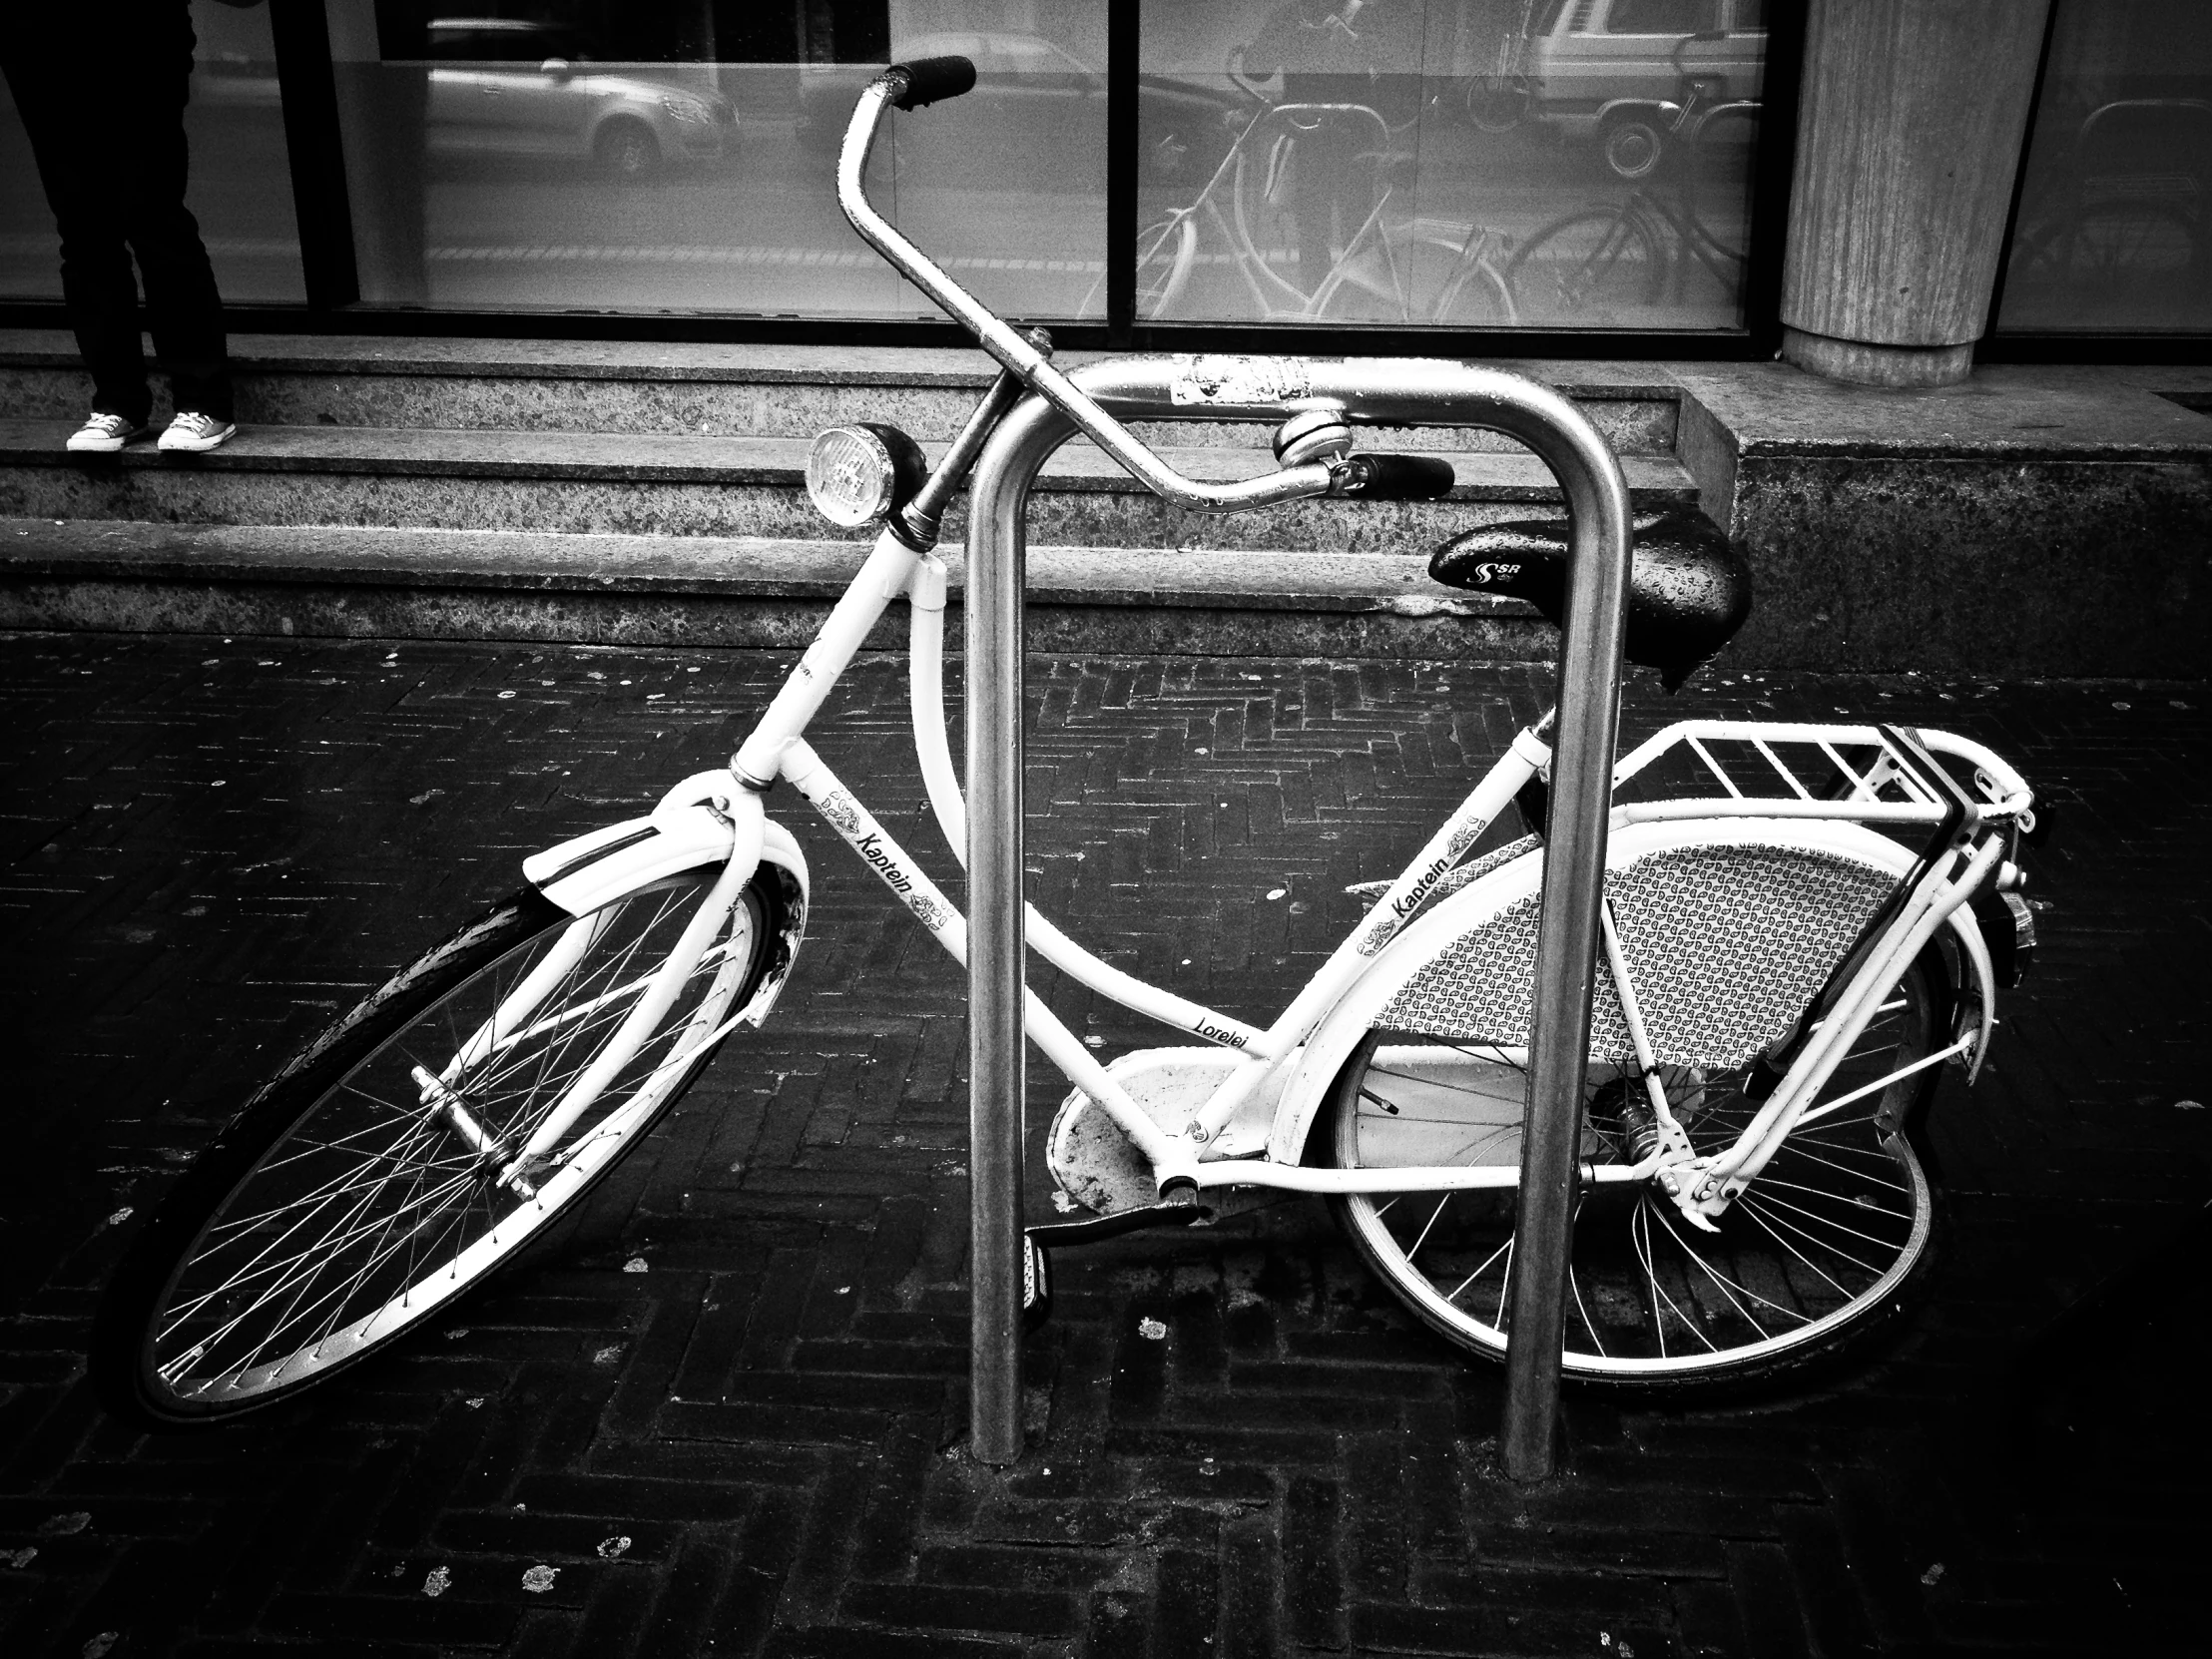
left=423, top=18, right=736, bottom=176
left=1525, top=0, right=1765, bottom=179
left=799, top=32, right=1244, bottom=190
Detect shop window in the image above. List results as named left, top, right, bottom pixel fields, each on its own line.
left=0, top=1, right=307, bottom=304
left=1995, top=0, right=2212, bottom=334
left=323, top=0, right=1106, bottom=320
left=1133, top=0, right=1770, bottom=332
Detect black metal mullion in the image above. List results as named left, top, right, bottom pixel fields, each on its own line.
left=1105, top=0, right=1140, bottom=344
left=269, top=0, right=360, bottom=310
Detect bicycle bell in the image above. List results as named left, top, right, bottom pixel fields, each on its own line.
left=806, top=421, right=929, bottom=528
left=1272, top=405, right=1354, bottom=467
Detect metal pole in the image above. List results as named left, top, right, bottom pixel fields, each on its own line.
left=958, top=361, right=1633, bottom=1481
left=1498, top=502, right=1631, bottom=1482
left=965, top=402, right=1034, bottom=1467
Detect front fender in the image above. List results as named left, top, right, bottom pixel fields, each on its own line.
left=1266, top=818, right=1998, bottom=1167
left=521, top=806, right=811, bottom=1028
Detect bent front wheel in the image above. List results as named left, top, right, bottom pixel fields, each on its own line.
left=1324, top=957, right=1944, bottom=1387
left=95, top=863, right=786, bottom=1425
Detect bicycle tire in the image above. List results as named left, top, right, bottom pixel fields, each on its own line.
left=94, top=863, right=784, bottom=1426
left=1322, top=897, right=1948, bottom=1389
left=1464, top=75, right=1532, bottom=135
left=1506, top=206, right=1665, bottom=325
left=1317, top=227, right=1518, bottom=327
left=1403, top=231, right=1520, bottom=327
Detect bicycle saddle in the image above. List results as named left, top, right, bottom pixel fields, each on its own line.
left=1428, top=508, right=1752, bottom=691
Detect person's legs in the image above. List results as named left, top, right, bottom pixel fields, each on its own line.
left=120, top=3, right=233, bottom=424
left=1, top=34, right=156, bottom=427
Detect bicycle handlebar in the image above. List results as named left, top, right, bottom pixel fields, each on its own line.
left=842, top=64, right=1337, bottom=515
left=888, top=56, right=976, bottom=110
left=1333, top=453, right=1455, bottom=500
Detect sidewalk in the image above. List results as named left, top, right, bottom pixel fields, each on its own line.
left=1, top=631, right=2204, bottom=1657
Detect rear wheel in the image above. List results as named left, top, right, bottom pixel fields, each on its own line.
left=1324, top=957, right=1945, bottom=1387
left=95, top=864, right=783, bottom=1425
left=1507, top=207, right=1665, bottom=325
left=1464, top=74, right=1532, bottom=134
left=1322, top=226, right=1519, bottom=326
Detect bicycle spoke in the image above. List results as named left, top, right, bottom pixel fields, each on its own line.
left=167, top=1114, right=464, bottom=1324
left=1648, top=1203, right=1792, bottom=1339
left=1404, top=1194, right=1452, bottom=1264
left=121, top=745, right=765, bottom=1415
left=163, top=1163, right=475, bottom=1381
left=1751, top=1173, right=1910, bottom=1218
left=1730, top=1195, right=1863, bottom=1295
left=1735, top=1186, right=1900, bottom=1259
left=162, top=1153, right=480, bottom=1346
left=1333, top=935, right=1938, bottom=1379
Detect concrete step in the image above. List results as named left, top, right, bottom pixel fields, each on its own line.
left=0, top=331, right=1683, bottom=453
left=0, top=517, right=1551, bottom=659
left=0, top=418, right=1698, bottom=552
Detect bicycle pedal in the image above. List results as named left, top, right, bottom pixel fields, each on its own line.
left=1026, top=1200, right=1206, bottom=1250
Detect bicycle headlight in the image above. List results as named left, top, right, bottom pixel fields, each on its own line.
left=806, top=423, right=928, bottom=529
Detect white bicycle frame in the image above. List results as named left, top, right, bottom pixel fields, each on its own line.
left=502, top=486, right=2031, bottom=1225
left=493, top=67, right=2033, bottom=1235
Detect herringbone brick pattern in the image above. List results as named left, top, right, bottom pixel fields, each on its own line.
left=0, top=634, right=2204, bottom=1657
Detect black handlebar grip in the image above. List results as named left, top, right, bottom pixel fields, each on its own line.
left=889, top=56, right=977, bottom=110
left=1333, top=454, right=1456, bottom=501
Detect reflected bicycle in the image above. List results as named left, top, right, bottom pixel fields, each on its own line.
left=1508, top=30, right=1760, bottom=324
left=1097, top=80, right=1517, bottom=327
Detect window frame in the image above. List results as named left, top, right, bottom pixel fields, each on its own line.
left=0, top=0, right=1840, bottom=362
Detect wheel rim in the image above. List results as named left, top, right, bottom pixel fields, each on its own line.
left=1403, top=232, right=1516, bottom=326
left=1332, top=965, right=1937, bottom=1380
left=141, top=874, right=763, bottom=1408
left=1604, top=123, right=1663, bottom=181
left=1510, top=210, right=1661, bottom=323
left=1465, top=78, right=1530, bottom=133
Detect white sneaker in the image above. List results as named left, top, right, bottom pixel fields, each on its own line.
left=158, top=411, right=238, bottom=453
left=66, top=412, right=152, bottom=453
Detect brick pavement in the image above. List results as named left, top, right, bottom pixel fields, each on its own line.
left=0, top=632, right=2206, bottom=1657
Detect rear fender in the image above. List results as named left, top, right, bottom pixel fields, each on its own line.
left=1266, top=818, right=1997, bottom=1168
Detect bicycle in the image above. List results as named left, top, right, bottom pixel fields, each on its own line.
left=1458, top=0, right=1545, bottom=134
left=1998, top=98, right=2209, bottom=330
left=1507, top=31, right=1759, bottom=326
left=95, top=55, right=2043, bottom=1425
left=1107, top=70, right=1517, bottom=327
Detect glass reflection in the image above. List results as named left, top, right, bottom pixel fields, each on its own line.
left=0, top=0, right=305, bottom=303
left=328, top=0, right=1106, bottom=320
left=1996, top=0, right=2211, bottom=334
left=1134, top=0, right=1768, bottom=331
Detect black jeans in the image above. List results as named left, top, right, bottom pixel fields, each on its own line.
left=1, top=4, right=233, bottom=425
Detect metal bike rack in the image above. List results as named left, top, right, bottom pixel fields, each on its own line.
left=964, top=356, right=1633, bottom=1479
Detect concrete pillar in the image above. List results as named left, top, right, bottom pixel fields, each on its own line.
left=1780, top=0, right=2053, bottom=388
